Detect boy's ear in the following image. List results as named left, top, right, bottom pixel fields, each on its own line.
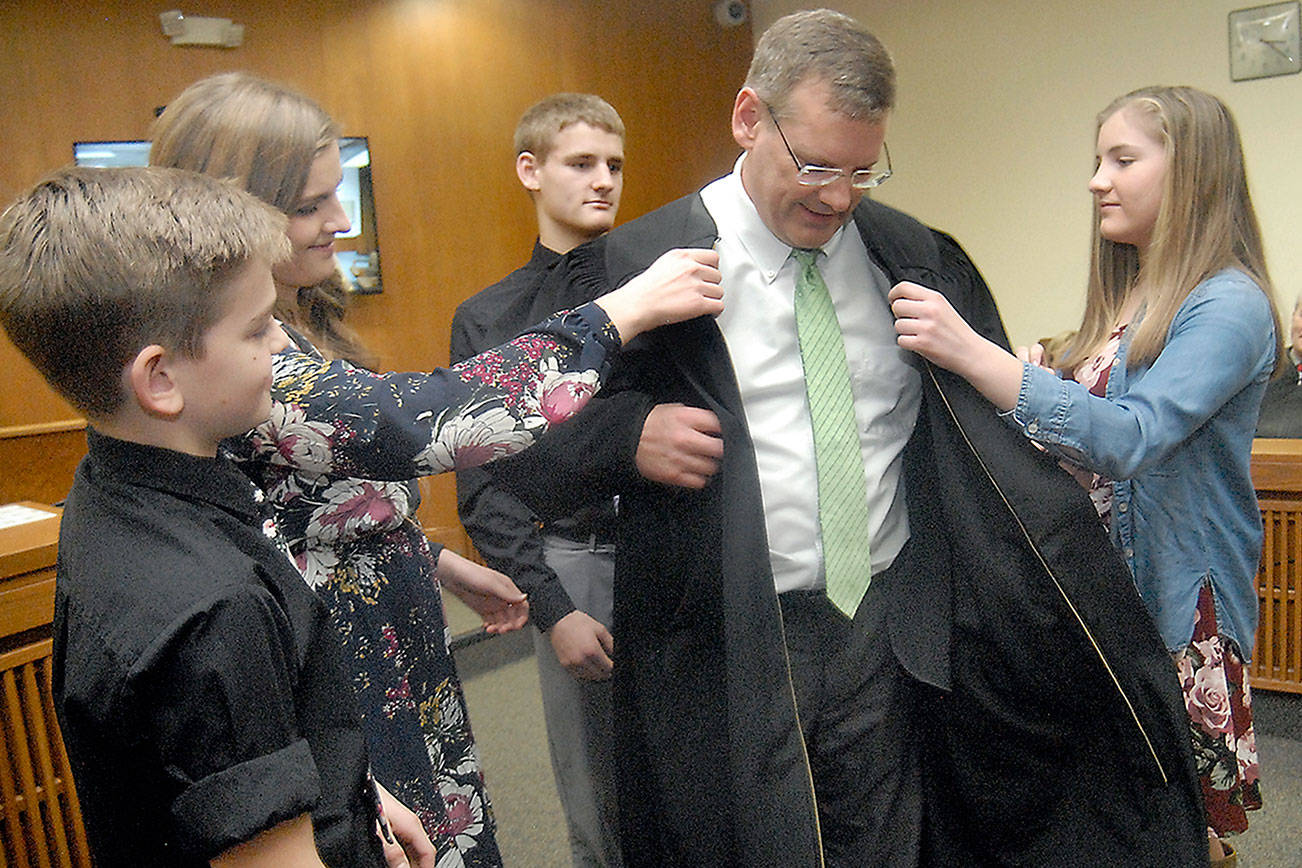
left=516, top=151, right=542, bottom=192
left=127, top=344, right=184, bottom=418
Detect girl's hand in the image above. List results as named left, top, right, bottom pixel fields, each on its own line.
left=1016, top=342, right=1050, bottom=369
left=888, top=280, right=1024, bottom=412
left=595, top=248, right=723, bottom=343
left=889, top=280, right=986, bottom=371
left=436, top=549, right=529, bottom=634
left=375, top=782, right=436, bottom=868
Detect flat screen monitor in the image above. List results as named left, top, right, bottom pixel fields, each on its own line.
left=72, top=137, right=382, bottom=293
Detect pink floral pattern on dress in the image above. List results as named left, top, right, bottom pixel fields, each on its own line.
left=1176, top=583, right=1262, bottom=837
left=536, top=356, right=601, bottom=424
left=1063, top=324, right=1127, bottom=525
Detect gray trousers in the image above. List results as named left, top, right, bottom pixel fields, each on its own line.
left=536, top=537, right=623, bottom=868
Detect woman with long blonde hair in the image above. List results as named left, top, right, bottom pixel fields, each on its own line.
left=890, top=85, right=1279, bottom=866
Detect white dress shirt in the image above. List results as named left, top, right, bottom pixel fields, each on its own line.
left=701, top=155, right=920, bottom=594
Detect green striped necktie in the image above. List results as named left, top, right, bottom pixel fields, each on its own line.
left=791, top=248, right=873, bottom=618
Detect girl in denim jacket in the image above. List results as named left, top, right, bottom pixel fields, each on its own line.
left=889, top=86, right=1283, bottom=867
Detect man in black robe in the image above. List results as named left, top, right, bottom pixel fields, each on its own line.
left=491, top=9, right=1206, bottom=866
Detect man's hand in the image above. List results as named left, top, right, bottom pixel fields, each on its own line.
left=594, top=248, right=723, bottom=342
left=636, top=403, right=723, bottom=489
left=375, top=782, right=437, bottom=868
left=436, top=548, right=529, bottom=634
left=549, top=610, right=614, bottom=681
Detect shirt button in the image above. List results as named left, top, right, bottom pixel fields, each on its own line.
left=1026, top=422, right=1039, bottom=434
left=1117, top=502, right=1128, bottom=513
left=1124, top=547, right=1134, bottom=559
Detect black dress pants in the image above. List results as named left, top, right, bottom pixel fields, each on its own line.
left=779, top=557, right=922, bottom=868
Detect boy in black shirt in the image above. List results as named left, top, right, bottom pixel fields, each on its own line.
left=0, top=166, right=432, bottom=867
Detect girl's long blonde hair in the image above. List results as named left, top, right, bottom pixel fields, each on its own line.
left=1059, top=86, right=1283, bottom=375
left=150, top=72, right=375, bottom=367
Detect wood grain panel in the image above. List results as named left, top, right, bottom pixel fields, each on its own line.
left=0, top=425, right=85, bottom=508
left=0, top=504, right=60, bottom=646
left=0, top=0, right=752, bottom=537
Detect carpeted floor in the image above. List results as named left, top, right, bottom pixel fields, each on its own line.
left=457, top=627, right=569, bottom=867
left=450, top=599, right=1302, bottom=867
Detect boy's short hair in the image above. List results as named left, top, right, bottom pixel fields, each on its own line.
left=0, top=166, right=288, bottom=418
left=513, top=93, right=625, bottom=163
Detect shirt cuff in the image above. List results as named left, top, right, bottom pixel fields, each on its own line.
left=571, top=301, right=622, bottom=352
left=529, top=578, right=579, bottom=632
left=1010, top=361, right=1068, bottom=441
left=172, top=738, right=321, bottom=859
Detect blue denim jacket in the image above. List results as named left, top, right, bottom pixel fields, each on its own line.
left=1011, top=268, right=1275, bottom=658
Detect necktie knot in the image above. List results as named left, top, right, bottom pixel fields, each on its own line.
left=791, top=248, right=820, bottom=268
left=792, top=250, right=824, bottom=303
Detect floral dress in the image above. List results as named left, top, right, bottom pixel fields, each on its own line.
left=232, top=304, right=619, bottom=866
left=1063, top=324, right=1127, bottom=524
left=1065, top=325, right=1262, bottom=839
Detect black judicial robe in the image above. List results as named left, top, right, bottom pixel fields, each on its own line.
left=1256, top=370, right=1302, bottom=438
left=490, top=193, right=1207, bottom=867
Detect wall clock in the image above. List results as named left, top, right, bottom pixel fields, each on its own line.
left=1230, top=2, right=1302, bottom=80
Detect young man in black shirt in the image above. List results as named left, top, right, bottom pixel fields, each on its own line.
left=0, top=166, right=433, bottom=867
left=451, top=93, right=626, bottom=868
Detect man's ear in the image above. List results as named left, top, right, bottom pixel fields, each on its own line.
left=732, top=87, right=764, bottom=150
left=516, top=151, right=541, bottom=192
left=127, top=344, right=184, bottom=418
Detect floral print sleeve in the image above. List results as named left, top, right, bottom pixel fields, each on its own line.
left=226, top=300, right=622, bottom=864
left=244, top=302, right=619, bottom=479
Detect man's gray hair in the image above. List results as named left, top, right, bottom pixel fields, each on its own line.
left=745, top=8, right=895, bottom=121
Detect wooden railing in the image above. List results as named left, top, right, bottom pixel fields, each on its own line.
left=1, top=640, right=89, bottom=867
left=0, top=503, right=90, bottom=868
left=1250, top=439, right=1302, bottom=694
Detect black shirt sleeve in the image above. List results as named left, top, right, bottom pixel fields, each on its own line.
left=131, top=582, right=322, bottom=858
left=450, top=261, right=577, bottom=630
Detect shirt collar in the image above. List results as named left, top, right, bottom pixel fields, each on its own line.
left=529, top=239, right=564, bottom=270
left=715, top=152, right=846, bottom=285
left=87, top=428, right=266, bottom=523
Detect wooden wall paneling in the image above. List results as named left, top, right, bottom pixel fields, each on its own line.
left=0, top=425, right=86, bottom=509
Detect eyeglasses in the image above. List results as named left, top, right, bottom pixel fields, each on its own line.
left=766, top=102, right=892, bottom=190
